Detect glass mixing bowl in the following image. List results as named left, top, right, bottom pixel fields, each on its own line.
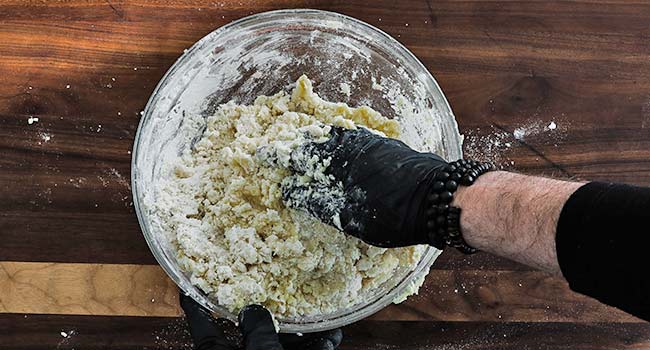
left=132, top=9, right=462, bottom=333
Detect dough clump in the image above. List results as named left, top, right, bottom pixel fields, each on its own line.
left=155, top=75, right=425, bottom=317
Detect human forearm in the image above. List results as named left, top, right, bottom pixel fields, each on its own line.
left=450, top=171, right=650, bottom=321
left=453, top=171, right=585, bottom=275
left=285, top=127, right=650, bottom=321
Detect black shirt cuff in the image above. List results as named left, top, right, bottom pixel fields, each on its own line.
left=556, top=182, right=650, bottom=321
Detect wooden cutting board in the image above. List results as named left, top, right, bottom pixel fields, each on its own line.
left=1, top=1, right=650, bottom=348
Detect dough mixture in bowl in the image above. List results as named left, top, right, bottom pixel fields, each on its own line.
left=154, top=75, right=427, bottom=317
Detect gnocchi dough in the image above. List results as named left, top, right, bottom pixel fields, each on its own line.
left=154, top=76, right=425, bottom=317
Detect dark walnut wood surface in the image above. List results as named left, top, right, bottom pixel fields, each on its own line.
left=1, top=1, right=649, bottom=348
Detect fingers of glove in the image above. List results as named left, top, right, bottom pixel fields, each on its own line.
left=325, top=328, right=344, bottom=347
left=297, top=127, right=368, bottom=170
left=321, top=128, right=374, bottom=168
left=180, top=293, right=219, bottom=339
left=238, top=305, right=284, bottom=350
left=312, top=126, right=354, bottom=155
left=281, top=180, right=343, bottom=228
left=179, top=293, right=239, bottom=350
left=286, top=127, right=355, bottom=174
left=288, top=127, right=389, bottom=183
left=325, top=129, right=425, bottom=187
left=306, top=339, right=337, bottom=350
left=192, top=320, right=242, bottom=350
left=287, top=143, right=319, bottom=173
left=279, top=329, right=343, bottom=350
left=281, top=179, right=313, bottom=211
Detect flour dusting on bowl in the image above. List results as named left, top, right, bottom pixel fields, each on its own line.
left=132, top=9, right=461, bottom=332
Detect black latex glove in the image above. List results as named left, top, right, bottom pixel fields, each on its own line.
left=283, top=127, right=449, bottom=248
left=180, top=293, right=343, bottom=350
left=180, top=293, right=241, bottom=350
left=279, top=330, right=343, bottom=350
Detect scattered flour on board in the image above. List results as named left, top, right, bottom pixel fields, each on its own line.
left=36, top=187, right=53, bottom=205
left=153, top=318, right=193, bottom=350
left=97, top=175, right=109, bottom=187
left=68, top=177, right=87, bottom=188
left=366, top=319, right=542, bottom=349
left=463, top=118, right=568, bottom=168
left=462, top=126, right=514, bottom=167
left=57, top=329, right=76, bottom=349
left=27, top=116, right=39, bottom=125
left=105, top=168, right=131, bottom=190
left=512, top=119, right=565, bottom=141
left=39, top=132, right=51, bottom=143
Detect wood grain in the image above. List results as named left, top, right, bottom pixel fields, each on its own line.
left=0, top=262, right=638, bottom=322
left=0, top=0, right=650, bottom=269
left=0, top=262, right=179, bottom=317
left=0, top=313, right=194, bottom=350
left=2, top=1, right=650, bottom=267
left=1, top=315, right=649, bottom=350
left=342, top=320, right=650, bottom=350
left=2, top=0, right=650, bottom=347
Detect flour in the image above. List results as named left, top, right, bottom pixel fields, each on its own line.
left=152, top=76, right=425, bottom=318
left=339, top=82, right=351, bottom=97
left=513, top=119, right=562, bottom=141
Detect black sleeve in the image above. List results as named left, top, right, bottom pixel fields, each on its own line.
left=556, top=182, right=650, bottom=322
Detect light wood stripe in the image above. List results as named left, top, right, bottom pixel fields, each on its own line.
left=0, top=262, right=180, bottom=317
left=0, top=261, right=639, bottom=322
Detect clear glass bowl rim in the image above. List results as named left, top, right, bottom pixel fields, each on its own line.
left=131, top=8, right=462, bottom=333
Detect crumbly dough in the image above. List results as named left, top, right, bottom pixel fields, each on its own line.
left=155, top=75, right=425, bottom=318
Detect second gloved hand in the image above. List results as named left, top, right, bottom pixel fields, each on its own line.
left=282, top=127, right=450, bottom=248
left=180, top=293, right=342, bottom=350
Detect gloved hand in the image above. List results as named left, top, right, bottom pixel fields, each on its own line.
left=283, top=127, right=450, bottom=248
left=180, top=293, right=343, bottom=350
